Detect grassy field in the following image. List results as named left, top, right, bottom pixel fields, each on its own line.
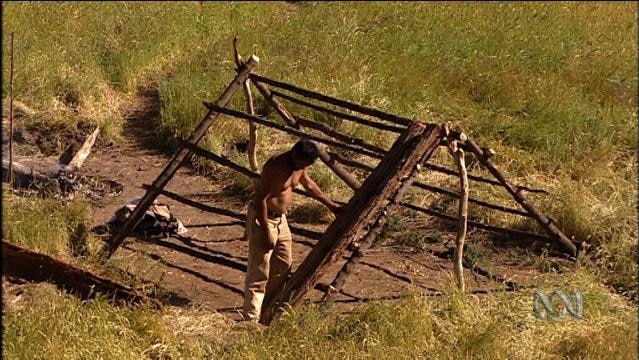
left=2, top=193, right=637, bottom=359
left=2, top=2, right=637, bottom=358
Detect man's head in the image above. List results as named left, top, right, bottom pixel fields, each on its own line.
left=289, top=139, right=319, bottom=170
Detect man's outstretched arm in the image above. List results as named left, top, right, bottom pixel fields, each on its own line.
left=299, top=169, right=342, bottom=214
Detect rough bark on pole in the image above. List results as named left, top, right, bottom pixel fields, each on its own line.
left=260, top=122, right=443, bottom=325
left=461, top=136, right=577, bottom=256
left=232, top=36, right=258, bottom=172
left=99, top=55, right=260, bottom=260
left=321, top=152, right=425, bottom=304
left=447, top=140, right=468, bottom=292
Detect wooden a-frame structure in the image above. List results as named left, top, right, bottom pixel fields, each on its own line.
left=99, top=46, right=580, bottom=325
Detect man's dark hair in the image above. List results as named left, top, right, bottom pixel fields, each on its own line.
left=291, top=139, right=320, bottom=162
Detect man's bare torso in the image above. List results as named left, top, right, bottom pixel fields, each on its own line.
left=255, top=153, right=305, bottom=216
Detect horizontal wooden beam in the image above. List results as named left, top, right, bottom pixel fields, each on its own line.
left=180, top=138, right=546, bottom=241
left=328, top=152, right=531, bottom=217
left=177, top=140, right=342, bottom=206
left=250, top=74, right=414, bottom=126
left=205, top=103, right=383, bottom=159
left=399, top=201, right=552, bottom=242
left=141, top=184, right=324, bottom=240
left=294, top=114, right=388, bottom=154
left=272, top=90, right=405, bottom=133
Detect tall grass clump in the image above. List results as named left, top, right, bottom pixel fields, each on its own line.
left=2, top=283, right=228, bottom=360
left=213, top=271, right=637, bottom=359
left=2, top=191, right=93, bottom=259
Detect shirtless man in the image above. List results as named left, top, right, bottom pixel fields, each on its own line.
left=242, top=139, right=341, bottom=322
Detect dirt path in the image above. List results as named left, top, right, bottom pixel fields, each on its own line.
left=82, top=89, right=572, bottom=320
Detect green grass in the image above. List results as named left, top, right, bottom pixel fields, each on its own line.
left=4, top=268, right=637, bottom=359
left=2, top=191, right=95, bottom=259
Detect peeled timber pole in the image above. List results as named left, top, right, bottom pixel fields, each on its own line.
left=460, top=135, right=578, bottom=257
left=260, top=122, right=443, bottom=325
left=446, top=130, right=468, bottom=292
left=99, top=55, right=260, bottom=260
left=233, top=36, right=258, bottom=172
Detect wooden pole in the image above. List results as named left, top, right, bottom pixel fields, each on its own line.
left=232, top=36, right=258, bottom=172
left=294, top=114, right=388, bottom=154
left=250, top=74, right=414, bottom=126
left=321, top=150, right=426, bottom=304
left=140, top=184, right=324, bottom=240
left=99, top=56, right=260, bottom=260
left=260, top=122, right=443, bottom=325
left=182, top=135, right=550, bottom=243
left=205, top=104, right=383, bottom=159
left=250, top=78, right=548, bottom=196
left=177, top=140, right=347, bottom=208
left=272, top=90, right=405, bottom=133
left=461, top=136, right=577, bottom=256
left=231, top=75, right=374, bottom=192
left=328, top=152, right=531, bottom=217
left=9, top=32, right=15, bottom=186
left=447, top=139, right=468, bottom=292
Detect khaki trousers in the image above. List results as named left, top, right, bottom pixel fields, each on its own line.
left=242, top=204, right=292, bottom=321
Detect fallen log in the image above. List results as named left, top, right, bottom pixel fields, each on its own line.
left=3, top=241, right=156, bottom=307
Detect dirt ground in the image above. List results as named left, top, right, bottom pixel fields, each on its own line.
left=5, top=91, right=573, bottom=321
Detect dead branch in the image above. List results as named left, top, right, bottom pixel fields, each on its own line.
left=447, top=137, right=468, bottom=292
left=232, top=36, right=258, bottom=173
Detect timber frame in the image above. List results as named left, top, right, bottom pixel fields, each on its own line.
left=99, top=42, right=581, bottom=325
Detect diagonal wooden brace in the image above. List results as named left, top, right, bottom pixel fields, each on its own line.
left=98, top=56, right=260, bottom=260
left=259, top=122, right=443, bottom=325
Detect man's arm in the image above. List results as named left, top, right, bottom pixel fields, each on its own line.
left=254, top=167, right=277, bottom=249
left=299, top=169, right=342, bottom=214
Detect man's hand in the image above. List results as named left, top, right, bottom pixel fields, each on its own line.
left=265, top=230, right=276, bottom=250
